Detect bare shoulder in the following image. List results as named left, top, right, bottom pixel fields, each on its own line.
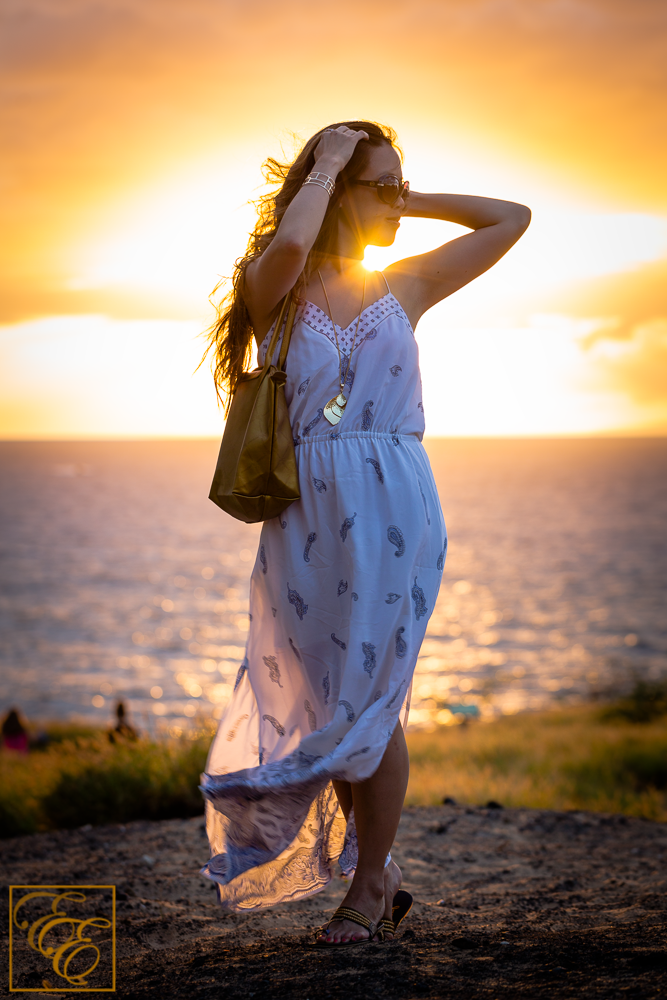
left=382, top=261, right=430, bottom=332
left=384, top=208, right=530, bottom=329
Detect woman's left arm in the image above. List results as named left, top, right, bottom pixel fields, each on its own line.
left=386, top=192, right=531, bottom=327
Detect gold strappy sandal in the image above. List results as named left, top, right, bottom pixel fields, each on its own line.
left=315, top=906, right=385, bottom=947
left=381, top=890, right=414, bottom=940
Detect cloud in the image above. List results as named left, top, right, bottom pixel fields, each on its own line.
left=588, top=318, right=667, bottom=407
left=534, top=257, right=667, bottom=343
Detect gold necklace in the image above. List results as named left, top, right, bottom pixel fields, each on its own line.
left=318, top=269, right=367, bottom=426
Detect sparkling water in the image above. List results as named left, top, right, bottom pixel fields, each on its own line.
left=1, top=438, right=665, bottom=732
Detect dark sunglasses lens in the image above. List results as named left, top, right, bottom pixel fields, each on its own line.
left=379, top=180, right=400, bottom=205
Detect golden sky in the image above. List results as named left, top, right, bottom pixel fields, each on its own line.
left=2, top=0, right=666, bottom=436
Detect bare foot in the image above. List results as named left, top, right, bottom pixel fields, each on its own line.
left=381, top=860, right=402, bottom=940
left=317, top=875, right=385, bottom=945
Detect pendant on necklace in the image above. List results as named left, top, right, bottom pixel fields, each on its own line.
left=323, top=391, right=347, bottom=425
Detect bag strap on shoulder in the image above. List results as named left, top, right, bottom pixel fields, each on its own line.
left=261, top=293, right=297, bottom=373
left=278, top=297, right=298, bottom=370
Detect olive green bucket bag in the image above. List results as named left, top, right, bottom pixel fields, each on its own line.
left=209, top=294, right=300, bottom=524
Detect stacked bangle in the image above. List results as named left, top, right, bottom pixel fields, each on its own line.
left=302, top=171, right=336, bottom=198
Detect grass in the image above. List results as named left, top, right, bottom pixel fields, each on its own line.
left=0, top=722, right=214, bottom=838
left=405, top=703, right=667, bottom=821
left=1, top=691, right=666, bottom=838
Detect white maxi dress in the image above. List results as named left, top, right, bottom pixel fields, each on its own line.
left=200, top=276, right=447, bottom=910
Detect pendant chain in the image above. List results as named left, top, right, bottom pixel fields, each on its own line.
left=318, top=270, right=367, bottom=393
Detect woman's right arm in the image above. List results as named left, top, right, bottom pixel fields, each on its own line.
left=244, top=128, right=368, bottom=330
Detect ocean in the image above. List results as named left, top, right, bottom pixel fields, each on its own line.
left=1, top=438, right=665, bottom=733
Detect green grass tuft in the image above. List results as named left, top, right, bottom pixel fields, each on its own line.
left=405, top=704, right=667, bottom=821
left=0, top=723, right=213, bottom=838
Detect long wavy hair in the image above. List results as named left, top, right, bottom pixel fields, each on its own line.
left=202, top=120, right=400, bottom=411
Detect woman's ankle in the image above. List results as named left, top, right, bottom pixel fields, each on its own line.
left=348, top=869, right=385, bottom=898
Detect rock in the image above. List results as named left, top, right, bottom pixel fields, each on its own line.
left=451, top=936, right=477, bottom=950
left=486, top=800, right=503, bottom=809
left=442, top=796, right=457, bottom=805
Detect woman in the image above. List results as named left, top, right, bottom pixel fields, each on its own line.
left=200, top=121, right=530, bottom=944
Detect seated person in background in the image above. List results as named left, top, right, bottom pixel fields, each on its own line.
left=109, top=700, right=138, bottom=742
left=1, top=707, right=29, bottom=753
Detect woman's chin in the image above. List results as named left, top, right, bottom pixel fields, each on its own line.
left=366, top=231, right=398, bottom=249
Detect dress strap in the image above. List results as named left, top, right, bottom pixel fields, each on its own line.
left=380, top=271, right=392, bottom=295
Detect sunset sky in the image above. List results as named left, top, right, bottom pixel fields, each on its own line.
left=2, top=0, right=666, bottom=437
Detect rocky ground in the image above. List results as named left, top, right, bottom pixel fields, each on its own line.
left=1, top=804, right=666, bottom=998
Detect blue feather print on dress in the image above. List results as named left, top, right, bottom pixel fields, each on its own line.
left=297, top=376, right=311, bottom=396
left=361, top=400, right=374, bottom=430
left=233, top=658, right=248, bottom=691
left=340, top=512, right=357, bottom=542
left=437, top=537, right=447, bottom=571
left=271, top=607, right=277, bottom=617
left=303, top=531, right=316, bottom=563
left=362, top=641, right=377, bottom=678
left=338, top=699, right=355, bottom=722
left=346, top=747, right=370, bottom=762
left=280, top=519, right=287, bottom=529
left=312, top=477, right=327, bottom=493
left=288, top=636, right=302, bottom=661
left=304, top=700, right=317, bottom=732
left=374, top=690, right=383, bottom=702
left=351, top=592, right=358, bottom=601
left=259, top=543, right=267, bottom=574
left=329, top=430, right=340, bottom=440
left=337, top=579, right=348, bottom=596
left=395, top=626, right=407, bottom=659
left=302, top=408, right=324, bottom=435
left=417, top=401, right=424, bottom=412
left=293, top=433, right=301, bottom=446
left=331, top=632, right=347, bottom=650
left=263, top=654, right=283, bottom=688
left=322, top=671, right=330, bottom=706
left=262, top=714, right=286, bottom=737
left=341, top=355, right=355, bottom=389
left=364, top=328, right=377, bottom=341
left=365, top=457, right=384, bottom=484
left=411, top=577, right=428, bottom=620
left=389, top=365, right=402, bottom=377
left=387, top=680, right=405, bottom=709
left=391, top=429, right=400, bottom=446
left=287, top=582, right=308, bottom=620
left=418, top=479, right=431, bottom=524
left=387, top=524, right=405, bottom=557
left=385, top=593, right=401, bottom=604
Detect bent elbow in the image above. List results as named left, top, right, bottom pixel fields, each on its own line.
left=272, top=235, right=311, bottom=258
left=514, top=204, right=532, bottom=231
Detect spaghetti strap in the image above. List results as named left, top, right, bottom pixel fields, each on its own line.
left=380, top=271, right=392, bottom=294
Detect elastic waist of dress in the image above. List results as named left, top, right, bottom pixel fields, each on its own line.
left=295, top=430, right=422, bottom=446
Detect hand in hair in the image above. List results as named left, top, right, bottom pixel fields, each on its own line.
left=314, top=125, right=369, bottom=173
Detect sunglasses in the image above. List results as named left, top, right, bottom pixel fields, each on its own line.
left=351, top=175, right=410, bottom=207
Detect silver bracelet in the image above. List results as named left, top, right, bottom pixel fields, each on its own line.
left=302, top=171, right=336, bottom=198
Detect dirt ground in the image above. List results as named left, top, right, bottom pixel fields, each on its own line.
left=1, top=804, right=666, bottom=999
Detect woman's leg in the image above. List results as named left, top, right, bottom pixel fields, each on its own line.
left=332, top=779, right=352, bottom=821
left=320, top=722, right=409, bottom=944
